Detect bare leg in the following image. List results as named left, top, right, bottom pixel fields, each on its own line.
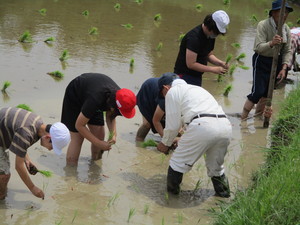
left=136, top=117, right=151, bottom=142
left=255, top=97, right=267, bottom=116
left=88, top=124, right=105, bottom=161
left=241, top=99, right=255, bottom=120
left=66, top=132, right=84, bottom=166
left=0, top=174, right=10, bottom=200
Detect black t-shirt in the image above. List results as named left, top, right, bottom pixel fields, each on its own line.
left=68, top=73, right=120, bottom=119
left=174, top=24, right=215, bottom=80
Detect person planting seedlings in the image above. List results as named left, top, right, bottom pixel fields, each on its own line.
left=157, top=78, right=232, bottom=197
left=0, top=107, right=70, bottom=200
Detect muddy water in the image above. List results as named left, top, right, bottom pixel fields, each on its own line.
left=0, top=0, right=299, bottom=224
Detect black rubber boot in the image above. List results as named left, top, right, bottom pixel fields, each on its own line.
left=211, top=174, right=230, bottom=198
left=167, top=166, right=183, bottom=195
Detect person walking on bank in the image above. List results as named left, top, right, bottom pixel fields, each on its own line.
left=174, top=10, right=230, bottom=86
left=136, top=72, right=179, bottom=142
left=157, top=79, right=232, bottom=197
left=61, top=73, right=136, bottom=166
left=0, top=107, right=70, bottom=200
left=241, top=0, right=293, bottom=120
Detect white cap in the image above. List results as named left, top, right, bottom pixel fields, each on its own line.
left=212, top=10, right=230, bottom=33
left=49, top=122, right=70, bottom=155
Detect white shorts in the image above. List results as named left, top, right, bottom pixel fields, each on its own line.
left=0, top=147, right=10, bottom=175
left=169, top=117, right=232, bottom=177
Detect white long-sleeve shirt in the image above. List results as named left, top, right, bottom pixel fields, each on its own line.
left=161, top=80, right=225, bottom=146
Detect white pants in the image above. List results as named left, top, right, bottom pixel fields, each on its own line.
left=169, top=117, right=232, bottom=177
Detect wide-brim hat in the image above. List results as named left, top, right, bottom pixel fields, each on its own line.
left=269, top=0, right=293, bottom=16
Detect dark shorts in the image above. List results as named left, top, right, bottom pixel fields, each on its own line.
left=61, top=83, right=104, bottom=132
left=178, top=74, right=202, bottom=87
left=247, top=53, right=282, bottom=104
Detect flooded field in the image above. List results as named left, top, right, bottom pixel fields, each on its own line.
left=0, top=0, right=299, bottom=224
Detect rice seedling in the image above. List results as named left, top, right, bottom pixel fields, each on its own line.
left=223, top=0, right=230, bottom=5
left=55, top=217, right=64, bottom=225
left=231, top=43, right=240, bottom=48
left=297, top=18, right=300, bottom=24
left=38, top=170, right=53, bottom=177
left=178, top=33, right=185, bottom=42
left=82, top=10, right=89, bottom=16
left=177, top=212, right=183, bottom=224
left=38, top=8, right=47, bottom=15
left=156, top=42, right=163, bottom=51
left=235, top=53, right=246, bottom=61
left=225, top=53, right=233, bottom=64
left=1, top=81, right=11, bottom=92
left=129, top=58, right=135, bottom=68
left=250, top=14, right=258, bottom=22
left=44, top=37, right=56, bottom=43
left=135, top=0, right=143, bottom=4
left=16, top=104, right=32, bottom=112
left=121, top=23, right=133, bottom=29
left=223, top=84, right=232, bottom=97
left=127, top=208, right=136, bottom=223
left=238, top=65, right=250, bottom=70
left=193, top=179, right=201, bottom=193
left=114, top=3, right=121, bottom=10
left=89, top=27, right=98, bottom=35
left=161, top=216, right=165, bottom=225
left=71, top=209, right=78, bottom=223
left=195, top=4, right=203, bottom=11
left=107, top=192, right=121, bottom=208
left=142, top=139, right=157, bottom=148
left=217, top=74, right=223, bottom=82
left=264, top=9, right=269, bottom=17
left=59, top=50, right=69, bottom=61
left=154, top=13, right=162, bottom=21
left=164, top=192, right=169, bottom=204
left=229, top=64, right=237, bottom=75
left=18, top=31, right=33, bottom=43
left=143, top=204, right=149, bottom=214
left=47, top=70, right=64, bottom=79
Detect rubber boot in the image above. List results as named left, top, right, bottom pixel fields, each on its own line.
left=167, top=166, right=183, bottom=195
left=211, top=174, right=230, bottom=198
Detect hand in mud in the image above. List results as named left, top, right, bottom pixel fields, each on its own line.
left=30, top=185, right=45, bottom=199
left=157, top=142, right=170, bottom=155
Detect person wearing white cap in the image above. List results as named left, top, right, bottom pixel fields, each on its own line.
left=0, top=107, right=70, bottom=200
left=174, top=10, right=230, bottom=86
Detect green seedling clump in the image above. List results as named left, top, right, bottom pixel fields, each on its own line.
left=127, top=208, right=136, bottom=223
left=59, top=50, right=69, bottom=61
left=156, top=42, right=163, bottom=51
left=47, top=71, right=64, bottom=78
left=223, top=0, right=230, bottom=5
left=231, top=43, right=240, bottom=48
left=217, top=74, right=223, bottom=82
left=121, top=23, right=133, bottom=29
left=1, top=81, right=11, bottom=92
left=229, top=64, right=237, bottom=75
left=82, top=10, right=89, bottom=16
left=38, top=8, right=47, bottom=15
left=225, top=53, right=233, bottom=64
left=38, top=170, right=53, bottom=177
left=17, top=104, right=32, bottom=112
left=238, top=65, right=250, bottom=70
left=154, top=13, right=162, bottom=21
left=89, top=27, right=98, bottom=35
left=250, top=14, right=258, bottom=22
left=178, top=33, right=185, bottom=42
left=114, top=3, right=121, bottom=10
left=18, top=31, right=33, bottom=43
left=236, top=53, right=246, bottom=61
left=142, top=139, right=157, bottom=148
left=223, top=84, right=232, bottom=97
left=135, top=0, right=143, bottom=4
left=129, top=58, right=135, bottom=67
left=195, top=4, right=203, bottom=11
left=44, top=37, right=56, bottom=43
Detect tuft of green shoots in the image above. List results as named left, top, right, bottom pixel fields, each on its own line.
left=229, top=64, right=237, bottom=75
left=82, top=10, right=89, bottom=16
left=114, top=3, right=121, bottom=10
left=47, top=70, right=64, bottom=78
left=164, top=192, right=169, bottom=203
left=18, top=31, right=33, bottom=43
left=156, top=42, right=163, bottom=51
left=44, top=37, right=56, bottom=43
left=71, top=209, right=78, bottom=224
left=193, top=179, right=201, bottom=193
left=59, top=50, right=69, bottom=61
left=135, top=0, right=143, bottom=4
left=195, top=4, right=203, bottom=11
left=161, top=216, right=165, bottom=225
left=107, top=192, right=121, bottom=208
left=1, top=81, right=11, bottom=92
left=236, top=53, right=246, bottom=61
left=38, top=170, right=53, bottom=177
left=225, top=53, right=233, bottom=64
left=231, top=43, right=240, bottom=48
left=223, top=0, right=230, bottom=5
left=223, top=84, right=232, bottom=97
left=238, top=65, right=250, bottom=70
left=127, top=208, right=136, bottom=223
left=89, top=27, right=98, bottom=35
left=121, top=23, right=133, bottom=29
left=129, top=58, right=135, bottom=67
left=264, top=9, right=269, bottom=17
left=144, top=204, right=149, bottom=214
left=177, top=212, right=183, bottom=224
left=250, top=14, right=258, bottom=22
left=16, top=104, right=32, bottom=112
left=217, top=74, right=223, bottom=82
left=142, top=139, right=157, bottom=148
left=38, top=8, right=47, bottom=15
left=154, top=13, right=162, bottom=21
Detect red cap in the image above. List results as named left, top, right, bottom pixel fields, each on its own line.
left=116, top=88, right=136, bottom=118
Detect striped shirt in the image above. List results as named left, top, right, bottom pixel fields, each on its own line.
left=0, top=107, right=43, bottom=158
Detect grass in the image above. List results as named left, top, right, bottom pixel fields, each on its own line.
left=71, top=209, right=78, bottom=223
left=107, top=192, right=121, bottom=208
left=18, top=30, right=33, bottom=43
left=89, top=27, right=98, bottom=35
left=217, top=74, right=223, bottom=82
left=193, top=179, right=201, bottom=193
left=59, top=50, right=69, bottom=61
left=47, top=70, right=64, bottom=79
left=127, top=208, right=136, bottom=223
left=213, top=85, right=300, bottom=225
left=177, top=212, right=183, bottom=224
left=154, top=13, right=161, bottom=21
left=1, top=81, right=11, bottom=92
left=223, top=84, right=232, bottom=97
left=16, top=104, right=32, bottom=112
left=238, top=65, right=250, bottom=70
left=82, top=10, right=89, bottom=16
left=250, top=14, right=258, bottom=22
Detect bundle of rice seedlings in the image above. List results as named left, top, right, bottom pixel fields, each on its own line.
left=59, top=50, right=69, bottom=61
left=223, top=84, right=232, bottom=97
left=121, top=23, right=133, bottom=29
left=82, top=10, right=89, bottom=16
left=154, top=13, right=161, bottom=21
left=16, top=104, right=32, bottom=112
left=89, top=27, right=98, bottom=35
left=47, top=70, right=64, bottom=79
left=44, top=37, right=56, bottom=43
left=1, top=81, right=11, bottom=92
left=142, top=139, right=157, bottom=148
left=18, top=31, right=33, bottom=43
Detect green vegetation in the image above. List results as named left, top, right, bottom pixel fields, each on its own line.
left=177, top=212, right=183, bottom=224
left=38, top=8, right=47, bottom=15
left=44, top=37, right=56, bottom=43
left=154, top=13, right=162, bottom=21
left=231, top=43, right=240, bottom=48
left=143, top=204, right=149, bottom=214
left=235, top=53, right=246, bottom=61
left=225, top=53, right=233, bottom=64
left=1, top=81, right=11, bottom=92
left=82, top=10, right=89, bottom=16
left=107, top=192, right=121, bottom=208
left=121, top=23, right=133, bottom=29
left=297, top=18, right=300, bottom=24
left=178, top=33, right=185, bottom=42
left=250, top=14, right=258, bottom=22
left=193, top=179, right=201, bottom=193
left=217, top=74, right=223, bottom=82
left=156, top=42, right=163, bottom=51
left=127, top=208, right=136, bottom=223
left=18, top=31, right=33, bottom=43
left=114, top=3, right=121, bottom=10
left=223, top=0, right=230, bottom=5
left=129, top=58, right=135, bottom=67
left=213, top=86, right=300, bottom=225
left=135, top=0, right=143, bottom=4
left=16, top=104, right=32, bottom=112
left=142, top=139, right=157, bottom=147
left=59, top=50, right=69, bottom=61
left=38, top=170, right=53, bottom=177
left=238, top=65, right=250, bottom=70
left=47, top=70, right=64, bottom=79
left=223, top=84, right=232, bottom=97
left=195, top=4, right=203, bottom=11
left=89, top=27, right=98, bottom=35
left=228, top=64, right=237, bottom=76
left=71, top=209, right=78, bottom=223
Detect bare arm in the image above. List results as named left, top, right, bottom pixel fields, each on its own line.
left=15, top=155, right=44, bottom=199
left=152, top=105, right=165, bottom=137
left=186, top=49, right=227, bottom=74
left=75, top=112, right=111, bottom=150
left=106, top=110, right=117, bottom=144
